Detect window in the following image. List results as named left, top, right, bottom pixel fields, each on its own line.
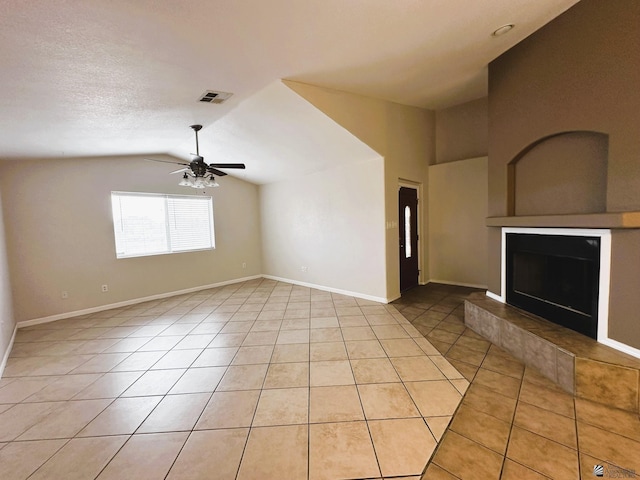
left=111, top=192, right=215, bottom=258
left=404, top=206, right=411, bottom=258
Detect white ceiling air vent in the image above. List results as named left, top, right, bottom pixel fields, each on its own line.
left=198, top=90, right=233, bottom=104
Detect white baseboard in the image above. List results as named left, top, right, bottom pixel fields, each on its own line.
left=485, top=291, right=504, bottom=303
left=0, top=325, right=17, bottom=378
left=17, top=273, right=395, bottom=329
left=17, top=274, right=391, bottom=328
left=17, top=275, right=263, bottom=329
left=599, top=337, right=640, bottom=360
left=262, top=275, right=391, bottom=304
left=428, top=279, right=488, bottom=289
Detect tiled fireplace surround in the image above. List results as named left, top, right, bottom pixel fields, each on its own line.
left=471, top=223, right=640, bottom=416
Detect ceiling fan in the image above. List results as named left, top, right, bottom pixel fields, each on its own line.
left=146, top=124, right=245, bottom=188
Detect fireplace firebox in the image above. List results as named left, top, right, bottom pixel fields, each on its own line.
left=505, top=233, right=600, bottom=338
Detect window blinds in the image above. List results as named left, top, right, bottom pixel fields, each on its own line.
left=111, top=192, right=215, bottom=258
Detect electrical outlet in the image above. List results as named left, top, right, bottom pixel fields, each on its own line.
left=301, top=266, right=308, bottom=272
left=101, top=284, right=109, bottom=293
left=242, top=262, right=247, bottom=269
left=61, top=291, right=68, bottom=299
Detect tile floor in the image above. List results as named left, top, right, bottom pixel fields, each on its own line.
left=393, top=284, right=640, bottom=480
left=0, top=278, right=469, bottom=480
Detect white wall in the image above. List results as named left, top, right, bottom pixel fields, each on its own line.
left=260, top=157, right=387, bottom=300
left=428, top=157, right=488, bottom=287
left=0, top=155, right=262, bottom=322
left=0, top=185, right=16, bottom=370
left=0, top=83, right=432, bottom=331
left=284, top=81, right=434, bottom=299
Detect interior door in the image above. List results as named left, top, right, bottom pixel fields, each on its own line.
left=399, top=186, right=419, bottom=292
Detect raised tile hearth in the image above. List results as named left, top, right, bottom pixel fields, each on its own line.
left=465, top=292, right=640, bottom=414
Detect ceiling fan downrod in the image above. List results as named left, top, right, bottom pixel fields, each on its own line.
left=190, top=124, right=203, bottom=157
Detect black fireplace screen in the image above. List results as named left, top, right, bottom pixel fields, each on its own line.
left=506, top=233, right=600, bottom=338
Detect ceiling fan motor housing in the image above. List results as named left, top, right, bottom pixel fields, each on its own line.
left=189, top=158, right=208, bottom=177
left=145, top=125, right=245, bottom=185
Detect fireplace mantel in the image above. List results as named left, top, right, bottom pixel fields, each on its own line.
left=487, top=211, right=640, bottom=229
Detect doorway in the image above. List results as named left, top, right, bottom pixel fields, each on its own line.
left=399, top=186, right=419, bottom=292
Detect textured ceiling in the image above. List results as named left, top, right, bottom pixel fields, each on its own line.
left=0, top=0, right=579, bottom=181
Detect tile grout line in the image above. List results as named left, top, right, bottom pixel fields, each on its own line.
left=306, top=293, right=312, bottom=480
left=573, top=386, right=583, bottom=479
left=231, top=283, right=276, bottom=480
left=79, top=284, right=250, bottom=478
left=398, top=288, right=482, bottom=479
left=495, top=358, right=525, bottom=479
left=234, top=285, right=292, bottom=480
left=347, top=312, right=383, bottom=480
left=91, top=296, right=216, bottom=479
left=411, top=287, right=593, bottom=479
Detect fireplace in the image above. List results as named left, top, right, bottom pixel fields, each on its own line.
left=505, top=232, right=601, bottom=338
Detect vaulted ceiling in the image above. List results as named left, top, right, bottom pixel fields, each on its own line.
left=0, top=0, right=579, bottom=183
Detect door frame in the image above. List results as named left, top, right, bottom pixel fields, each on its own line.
left=398, top=180, right=424, bottom=286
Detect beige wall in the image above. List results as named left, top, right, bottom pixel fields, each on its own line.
left=285, top=81, right=434, bottom=300
left=260, top=157, right=387, bottom=300
left=0, top=185, right=16, bottom=368
left=429, top=98, right=489, bottom=288
left=0, top=156, right=262, bottom=322
left=609, top=230, right=640, bottom=349
left=385, top=103, right=434, bottom=296
left=489, top=0, right=640, bottom=220
left=511, top=132, right=608, bottom=216
left=435, top=97, right=488, bottom=164
left=488, top=0, right=640, bottom=294
left=428, top=157, right=488, bottom=287
left=488, top=0, right=640, bottom=348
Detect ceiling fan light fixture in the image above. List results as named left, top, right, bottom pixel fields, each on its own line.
left=149, top=125, right=245, bottom=189
left=179, top=173, right=191, bottom=186
left=177, top=172, right=219, bottom=189
left=205, top=177, right=219, bottom=188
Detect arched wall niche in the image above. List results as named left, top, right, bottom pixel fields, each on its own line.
left=506, top=131, right=609, bottom=216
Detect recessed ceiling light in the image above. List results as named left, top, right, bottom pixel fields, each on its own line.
left=492, top=24, right=514, bottom=37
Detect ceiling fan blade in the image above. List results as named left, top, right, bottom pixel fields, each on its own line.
left=145, top=158, right=190, bottom=166
left=208, top=163, right=246, bottom=169
left=147, top=127, right=246, bottom=185
left=207, top=167, right=228, bottom=177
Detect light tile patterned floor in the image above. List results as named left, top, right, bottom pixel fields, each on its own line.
left=395, top=284, right=640, bottom=479
left=0, top=278, right=468, bottom=480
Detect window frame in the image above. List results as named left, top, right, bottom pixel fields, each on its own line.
left=111, top=191, right=215, bottom=259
